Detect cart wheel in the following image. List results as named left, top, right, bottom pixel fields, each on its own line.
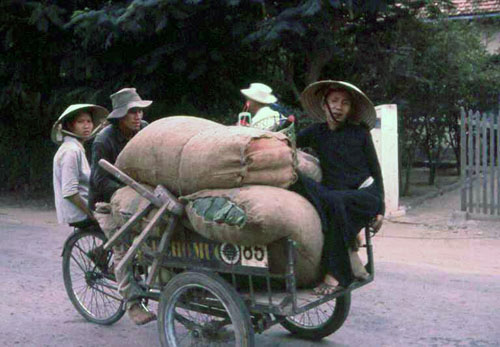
left=62, top=229, right=125, bottom=325
left=280, top=292, right=351, bottom=340
left=158, top=271, right=254, bottom=347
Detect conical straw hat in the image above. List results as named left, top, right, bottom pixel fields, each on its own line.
left=300, top=80, right=377, bottom=129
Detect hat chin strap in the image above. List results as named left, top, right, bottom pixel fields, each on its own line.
left=325, top=102, right=345, bottom=125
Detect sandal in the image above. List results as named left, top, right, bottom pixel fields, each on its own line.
left=313, top=282, right=342, bottom=296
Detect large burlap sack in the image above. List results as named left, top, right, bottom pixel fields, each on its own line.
left=296, top=150, right=322, bottom=183
left=115, top=116, right=297, bottom=196
left=110, top=185, right=190, bottom=239
left=180, top=185, right=323, bottom=286
left=109, top=185, right=189, bottom=247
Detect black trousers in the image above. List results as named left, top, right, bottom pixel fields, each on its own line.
left=292, top=175, right=381, bottom=286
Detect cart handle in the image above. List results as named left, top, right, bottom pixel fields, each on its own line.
left=98, top=159, right=184, bottom=216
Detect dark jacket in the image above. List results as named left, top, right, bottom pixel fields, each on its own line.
left=88, top=121, right=148, bottom=210
left=296, top=122, right=385, bottom=214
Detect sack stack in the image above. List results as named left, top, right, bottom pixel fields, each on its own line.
left=115, top=116, right=297, bottom=195
left=109, top=116, right=325, bottom=287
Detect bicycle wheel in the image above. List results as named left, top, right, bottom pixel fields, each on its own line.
left=280, top=292, right=351, bottom=340
left=62, top=229, right=125, bottom=325
left=158, top=271, right=254, bottom=347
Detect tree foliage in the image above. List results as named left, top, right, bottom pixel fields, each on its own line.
left=0, top=0, right=498, bottom=195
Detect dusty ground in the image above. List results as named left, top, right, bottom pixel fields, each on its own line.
left=1, top=171, right=499, bottom=346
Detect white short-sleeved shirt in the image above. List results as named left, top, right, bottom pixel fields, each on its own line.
left=250, top=106, right=281, bottom=130
left=53, top=136, right=90, bottom=224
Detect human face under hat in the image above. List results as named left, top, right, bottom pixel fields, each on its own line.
left=51, top=104, right=108, bottom=144
left=322, top=89, right=352, bottom=130
left=300, top=80, right=376, bottom=130
left=119, top=107, right=143, bottom=136
left=66, top=112, right=94, bottom=139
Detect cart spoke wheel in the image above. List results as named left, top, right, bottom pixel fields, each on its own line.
left=287, top=299, right=336, bottom=327
left=62, top=229, right=125, bottom=325
left=158, top=271, right=254, bottom=347
left=280, top=292, right=351, bottom=340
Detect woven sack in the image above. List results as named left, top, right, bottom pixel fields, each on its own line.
left=296, top=149, right=322, bottom=183
left=115, top=116, right=297, bottom=196
left=180, top=185, right=323, bottom=286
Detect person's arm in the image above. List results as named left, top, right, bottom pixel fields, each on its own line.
left=90, top=140, right=124, bottom=203
left=60, top=148, right=94, bottom=219
left=296, top=124, right=317, bottom=149
left=67, top=193, right=95, bottom=221
left=364, top=131, right=385, bottom=217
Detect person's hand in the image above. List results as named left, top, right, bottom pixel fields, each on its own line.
left=371, top=214, right=384, bottom=234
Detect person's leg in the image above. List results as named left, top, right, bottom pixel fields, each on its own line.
left=113, top=245, right=157, bottom=325
left=311, top=191, right=354, bottom=295
left=113, top=243, right=156, bottom=325
left=320, top=189, right=379, bottom=283
left=339, top=189, right=381, bottom=280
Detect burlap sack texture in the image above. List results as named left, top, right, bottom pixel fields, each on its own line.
left=109, top=186, right=191, bottom=258
left=180, top=185, right=324, bottom=287
left=296, top=149, right=322, bottom=183
left=110, top=185, right=183, bottom=238
left=109, top=185, right=324, bottom=287
left=115, top=116, right=297, bottom=196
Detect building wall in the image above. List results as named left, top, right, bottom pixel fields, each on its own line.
left=371, top=104, right=404, bottom=217
left=482, top=26, right=500, bottom=54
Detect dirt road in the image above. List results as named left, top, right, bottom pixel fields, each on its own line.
left=1, top=187, right=499, bottom=346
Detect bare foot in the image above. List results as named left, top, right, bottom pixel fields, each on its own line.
left=313, top=274, right=341, bottom=295
left=349, top=248, right=370, bottom=280
left=355, top=233, right=364, bottom=250
left=128, top=302, right=157, bottom=325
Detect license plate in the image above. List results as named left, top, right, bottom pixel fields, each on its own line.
left=220, top=244, right=268, bottom=268
left=167, top=240, right=268, bottom=269
left=240, top=245, right=268, bottom=268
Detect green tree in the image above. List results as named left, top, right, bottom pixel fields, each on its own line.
left=1, top=0, right=498, bottom=198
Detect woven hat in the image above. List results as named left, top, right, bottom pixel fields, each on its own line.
left=240, top=83, right=277, bottom=104
left=107, top=88, right=152, bottom=120
left=51, top=104, right=109, bottom=144
left=300, top=80, right=377, bottom=129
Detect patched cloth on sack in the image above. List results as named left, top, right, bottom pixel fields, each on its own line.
left=296, top=149, right=322, bottom=183
left=115, top=116, right=297, bottom=196
left=180, top=185, right=323, bottom=286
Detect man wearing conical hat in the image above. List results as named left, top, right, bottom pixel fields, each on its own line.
left=88, top=87, right=155, bottom=325
left=295, top=80, right=384, bottom=295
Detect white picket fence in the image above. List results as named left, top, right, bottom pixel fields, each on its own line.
left=460, top=108, right=500, bottom=218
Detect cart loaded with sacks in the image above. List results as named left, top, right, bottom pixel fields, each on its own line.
left=61, top=116, right=376, bottom=346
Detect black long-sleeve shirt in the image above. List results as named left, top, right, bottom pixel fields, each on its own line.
left=297, top=122, right=385, bottom=215
left=88, top=121, right=147, bottom=210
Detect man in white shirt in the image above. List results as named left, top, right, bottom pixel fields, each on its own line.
left=240, top=83, right=282, bottom=130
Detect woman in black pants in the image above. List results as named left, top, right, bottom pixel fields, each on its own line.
left=295, top=81, right=384, bottom=295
